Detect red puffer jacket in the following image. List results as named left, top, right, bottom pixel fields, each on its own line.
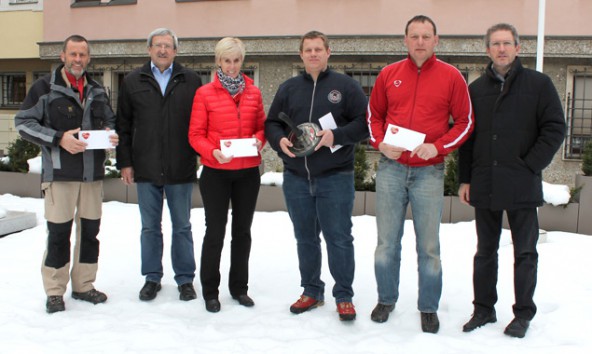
left=188, top=73, right=266, bottom=170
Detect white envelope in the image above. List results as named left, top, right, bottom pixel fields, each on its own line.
left=220, top=138, right=258, bottom=158
left=382, top=124, right=425, bottom=151
left=78, top=130, right=115, bottom=150
left=318, top=112, right=342, bottom=153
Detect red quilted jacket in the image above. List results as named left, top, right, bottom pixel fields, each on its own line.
left=188, top=73, right=266, bottom=170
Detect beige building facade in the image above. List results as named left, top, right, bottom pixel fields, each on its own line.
left=0, top=0, right=48, bottom=153
left=3, top=0, right=591, bottom=185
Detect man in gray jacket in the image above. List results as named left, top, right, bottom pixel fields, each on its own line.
left=15, top=35, right=118, bottom=314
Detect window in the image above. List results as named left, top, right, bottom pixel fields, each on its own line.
left=9, top=0, right=38, bottom=4
left=33, top=72, right=49, bottom=81
left=565, top=69, right=592, bottom=159
left=0, top=73, right=26, bottom=108
left=194, top=69, right=213, bottom=85
left=71, top=0, right=136, bottom=7
left=345, top=68, right=381, bottom=97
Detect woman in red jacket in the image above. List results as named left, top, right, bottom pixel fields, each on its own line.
left=188, top=37, right=266, bottom=313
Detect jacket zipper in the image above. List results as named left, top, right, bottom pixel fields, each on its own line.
left=304, top=80, right=317, bottom=180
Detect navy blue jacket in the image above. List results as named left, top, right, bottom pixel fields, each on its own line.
left=265, top=69, right=368, bottom=178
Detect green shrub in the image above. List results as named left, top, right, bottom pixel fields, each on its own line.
left=354, top=143, right=369, bottom=191
left=353, top=143, right=376, bottom=191
left=4, top=137, right=40, bottom=173
left=444, top=150, right=459, bottom=196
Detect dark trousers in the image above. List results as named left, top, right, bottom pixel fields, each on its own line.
left=473, top=208, right=539, bottom=320
left=199, top=166, right=260, bottom=300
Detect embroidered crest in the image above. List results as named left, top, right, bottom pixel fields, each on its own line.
left=393, top=80, right=402, bottom=87
left=328, top=90, right=342, bottom=104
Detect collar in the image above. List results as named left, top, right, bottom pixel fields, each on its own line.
left=150, top=61, right=173, bottom=75
left=486, top=57, right=522, bottom=82
left=64, top=69, right=85, bottom=87
left=406, top=53, right=437, bottom=71
left=303, top=68, right=330, bottom=82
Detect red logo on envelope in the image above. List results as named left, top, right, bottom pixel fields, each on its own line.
left=82, top=132, right=90, bottom=139
left=224, top=141, right=232, bottom=147
left=390, top=127, right=399, bottom=134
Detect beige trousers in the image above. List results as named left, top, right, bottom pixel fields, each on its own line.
left=41, top=181, right=103, bottom=296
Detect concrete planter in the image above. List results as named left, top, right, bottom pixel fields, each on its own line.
left=449, top=196, right=475, bottom=223
left=365, top=191, right=376, bottom=216
left=575, top=175, right=592, bottom=235
left=191, top=182, right=203, bottom=208
left=353, top=191, right=366, bottom=216
left=255, top=185, right=286, bottom=212
left=0, top=171, right=42, bottom=198
left=538, top=202, right=580, bottom=234
left=102, top=178, right=127, bottom=203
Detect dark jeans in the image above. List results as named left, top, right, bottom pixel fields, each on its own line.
left=282, top=170, right=355, bottom=303
left=136, top=182, right=196, bottom=285
left=199, top=166, right=260, bottom=300
left=473, top=207, right=539, bottom=320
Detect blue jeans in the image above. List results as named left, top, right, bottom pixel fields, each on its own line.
left=374, top=158, right=444, bottom=313
left=137, top=182, right=196, bottom=285
left=282, top=170, right=355, bottom=304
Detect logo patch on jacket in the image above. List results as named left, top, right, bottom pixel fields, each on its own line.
left=328, top=90, right=342, bottom=104
left=393, top=80, right=402, bottom=87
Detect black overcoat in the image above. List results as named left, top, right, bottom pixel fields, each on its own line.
left=459, top=58, right=566, bottom=211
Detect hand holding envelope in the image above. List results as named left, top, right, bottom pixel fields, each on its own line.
left=78, top=129, right=118, bottom=149
left=220, top=138, right=259, bottom=158
left=383, top=124, right=425, bottom=151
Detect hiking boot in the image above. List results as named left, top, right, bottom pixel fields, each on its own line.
left=337, top=302, right=356, bottom=321
left=289, top=295, right=324, bottom=314
left=46, top=296, right=65, bottom=314
left=371, top=303, right=395, bottom=323
left=205, top=299, right=221, bottom=313
left=232, top=294, right=255, bottom=307
left=139, top=281, right=161, bottom=301
left=421, top=312, right=440, bottom=333
left=178, top=283, right=197, bottom=301
left=504, top=317, right=530, bottom=338
left=463, top=311, right=497, bottom=332
left=72, top=289, right=108, bottom=304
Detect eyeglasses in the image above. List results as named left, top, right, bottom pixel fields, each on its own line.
left=151, top=43, right=174, bottom=50
left=489, top=41, right=515, bottom=48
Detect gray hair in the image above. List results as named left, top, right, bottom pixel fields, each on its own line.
left=485, top=23, right=520, bottom=48
left=147, top=28, right=179, bottom=50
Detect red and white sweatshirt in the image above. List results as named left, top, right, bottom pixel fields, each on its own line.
left=367, top=54, right=474, bottom=166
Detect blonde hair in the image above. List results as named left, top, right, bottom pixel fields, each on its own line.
left=215, top=37, right=246, bottom=64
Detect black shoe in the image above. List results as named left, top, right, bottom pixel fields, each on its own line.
left=205, top=299, right=221, bottom=313
left=46, top=296, right=65, bottom=314
left=421, top=312, right=440, bottom=333
left=139, top=281, right=161, bottom=301
left=463, top=311, right=497, bottom=332
left=371, top=303, right=395, bottom=323
left=72, top=289, right=108, bottom=304
left=232, top=294, right=255, bottom=307
left=178, top=283, right=197, bottom=301
left=504, top=317, right=530, bottom=338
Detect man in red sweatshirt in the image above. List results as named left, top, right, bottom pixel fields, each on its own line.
left=367, top=15, right=474, bottom=333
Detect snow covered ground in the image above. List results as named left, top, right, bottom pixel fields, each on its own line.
left=0, top=192, right=590, bottom=354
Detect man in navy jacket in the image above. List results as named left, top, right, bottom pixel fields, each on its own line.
left=265, top=30, right=368, bottom=321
